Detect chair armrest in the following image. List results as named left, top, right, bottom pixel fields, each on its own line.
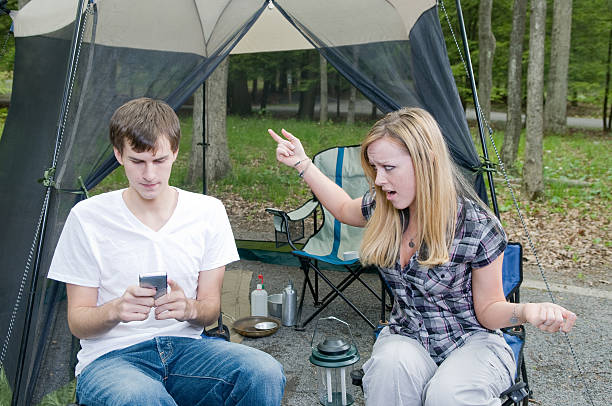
left=266, top=199, right=320, bottom=249
left=287, top=199, right=320, bottom=221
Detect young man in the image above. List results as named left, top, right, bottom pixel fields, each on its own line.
left=48, top=98, right=285, bottom=405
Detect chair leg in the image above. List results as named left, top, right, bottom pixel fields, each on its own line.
left=314, top=265, right=380, bottom=307
left=380, top=277, right=387, bottom=323
left=299, top=264, right=376, bottom=329
left=314, top=260, right=320, bottom=305
left=295, top=261, right=310, bottom=331
left=347, top=265, right=382, bottom=301
left=299, top=257, right=319, bottom=305
left=316, top=269, right=359, bottom=305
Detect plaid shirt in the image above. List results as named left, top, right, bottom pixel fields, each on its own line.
left=361, top=191, right=507, bottom=364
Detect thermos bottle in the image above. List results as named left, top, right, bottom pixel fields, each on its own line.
left=281, top=280, right=297, bottom=326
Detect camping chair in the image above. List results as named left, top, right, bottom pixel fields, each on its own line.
left=499, top=242, right=530, bottom=405
left=266, top=145, right=383, bottom=330
left=351, top=242, right=530, bottom=405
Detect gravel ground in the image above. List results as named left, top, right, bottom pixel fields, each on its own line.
left=228, top=259, right=611, bottom=406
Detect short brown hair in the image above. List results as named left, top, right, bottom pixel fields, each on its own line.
left=109, top=97, right=180, bottom=154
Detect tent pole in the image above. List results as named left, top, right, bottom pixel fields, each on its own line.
left=454, top=0, right=500, bottom=219
left=11, top=191, right=51, bottom=406
left=12, top=1, right=89, bottom=404
left=202, top=82, right=207, bottom=195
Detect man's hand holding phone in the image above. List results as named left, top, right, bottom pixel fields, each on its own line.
left=109, top=272, right=166, bottom=323
left=154, top=279, right=195, bottom=322
left=113, top=284, right=157, bottom=323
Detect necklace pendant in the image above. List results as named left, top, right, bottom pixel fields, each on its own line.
left=408, top=240, right=415, bottom=248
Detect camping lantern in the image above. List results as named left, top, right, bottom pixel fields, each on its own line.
left=310, top=317, right=360, bottom=405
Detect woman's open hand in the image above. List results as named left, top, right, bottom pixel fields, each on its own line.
left=268, top=128, right=309, bottom=167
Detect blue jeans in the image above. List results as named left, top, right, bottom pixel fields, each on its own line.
left=76, top=336, right=285, bottom=406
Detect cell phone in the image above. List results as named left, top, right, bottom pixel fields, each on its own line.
left=139, top=272, right=167, bottom=299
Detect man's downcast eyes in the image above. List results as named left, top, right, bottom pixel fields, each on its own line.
left=129, top=158, right=167, bottom=163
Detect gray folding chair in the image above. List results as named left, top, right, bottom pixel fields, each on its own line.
left=266, top=145, right=383, bottom=329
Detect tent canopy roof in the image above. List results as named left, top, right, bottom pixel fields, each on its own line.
left=12, top=0, right=436, bottom=55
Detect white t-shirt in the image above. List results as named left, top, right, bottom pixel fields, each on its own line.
left=47, top=188, right=239, bottom=376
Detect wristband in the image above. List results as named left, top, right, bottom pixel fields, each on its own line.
left=293, top=158, right=308, bottom=168
left=298, top=159, right=311, bottom=178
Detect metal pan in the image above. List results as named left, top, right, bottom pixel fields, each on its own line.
left=233, top=316, right=280, bottom=337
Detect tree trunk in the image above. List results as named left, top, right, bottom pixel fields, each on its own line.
left=272, top=69, right=279, bottom=93
left=297, top=54, right=315, bottom=120
left=287, top=70, right=293, bottom=104
left=251, top=78, right=258, bottom=105
left=319, top=55, right=328, bottom=123
left=347, top=86, right=356, bottom=125
left=347, top=48, right=359, bottom=125
left=187, top=58, right=231, bottom=187
left=204, top=58, right=231, bottom=183
left=544, top=0, right=573, bottom=134
left=260, top=79, right=271, bottom=111
left=298, top=88, right=315, bottom=120
left=478, top=0, right=496, bottom=123
left=523, top=0, right=547, bottom=201
left=502, top=0, right=528, bottom=171
left=187, top=84, right=204, bottom=185
left=228, top=67, right=251, bottom=116
left=336, top=72, right=341, bottom=119
left=603, top=28, right=612, bottom=132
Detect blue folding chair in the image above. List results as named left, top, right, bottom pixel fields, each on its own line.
left=499, top=242, right=530, bottom=405
left=353, top=242, right=530, bottom=405
left=266, top=145, right=383, bottom=330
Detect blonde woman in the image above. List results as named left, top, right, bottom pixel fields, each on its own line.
left=268, top=107, right=576, bottom=406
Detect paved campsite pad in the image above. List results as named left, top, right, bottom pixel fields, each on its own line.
left=227, top=259, right=611, bottom=406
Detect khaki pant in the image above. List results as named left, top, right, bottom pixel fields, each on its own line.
left=362, top=328, right=515, bottom=406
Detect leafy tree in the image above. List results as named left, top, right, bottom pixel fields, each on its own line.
left=569, top=0, right=612, bottom=113
left=545, top=0, right=573, bottom=134
left=319, top=55, right=328, bottom=123
left=605, top=28, right=612, bottom=132
left=478, top=0, right=495, bottom=121
left=0, top=1, right=17, bottom=73
left=296, top=50, right=318, bottom=120
left=524, top=0, right=547, bottom=200
left=503, top=0, right=528, bottom=171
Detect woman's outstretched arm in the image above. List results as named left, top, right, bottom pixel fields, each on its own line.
left=472, top=254, right=577, bottom=333
left=268, top=128, right=366, bottom=227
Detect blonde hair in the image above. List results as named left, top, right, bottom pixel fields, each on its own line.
left=359, top=107, right=472, bottom=267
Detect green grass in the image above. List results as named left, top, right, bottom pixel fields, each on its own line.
left=95, top=113, right=374, bottom=208
left=97, top=114, right=610, bottom=216
left=0, top=370, right=10, bottom=406
left=0, top=368, right=76, bottom=406
left=215, top=115, right=370, bottom=206
left=477, top=128, right=611, bottom=216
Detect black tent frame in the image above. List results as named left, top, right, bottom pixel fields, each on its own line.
left=11, top=1, right=91, bottom=404
left=8, top=1, right=501, bottom=404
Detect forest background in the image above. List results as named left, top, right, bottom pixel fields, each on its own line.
left=0, top=1, right=609, bottom=288
left=0, top=1, right=610, bottom=403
